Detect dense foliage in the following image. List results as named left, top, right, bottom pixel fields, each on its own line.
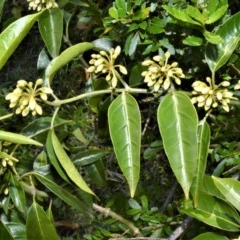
left=1, top=0, right=240, bottom=239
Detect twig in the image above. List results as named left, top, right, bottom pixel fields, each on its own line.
left=167, top=217, right=192, bottom=240
left=93, top=203, right=142, bottom=236
left=160, top=181, right=178, bottom=212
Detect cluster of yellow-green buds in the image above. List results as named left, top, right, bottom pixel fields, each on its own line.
left=5, top=79, right=53, bottom=117
left=141, top=52, right=185, bottom=92
left=27, top=0, right=58, bottom=11
left=87, top=46, right=128, bottom=88
left=191, top=77, right=235, bottom=112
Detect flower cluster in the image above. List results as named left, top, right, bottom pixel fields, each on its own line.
left=142, top=52, right=185, bottom=92
left=191, top=77, right=234, bottom=112
left=6, top=79, right=53, bottom=117
left=27, top=0, right=58, bottom=11
left=87, top=46, right=127, bottom=88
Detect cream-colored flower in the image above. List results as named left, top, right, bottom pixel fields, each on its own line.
left=6, top=79, right=53, bottom=117
left=142, top=52, right=185, bottom=92
left=27, top=0, right=58, bottom=11
left=87, top=46, right=127, bottom=88
left=191, top=77, right=234, bottom=112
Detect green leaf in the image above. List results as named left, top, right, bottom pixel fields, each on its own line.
left=157, top=92, right=198, bottom=199
left=125, top=32, right=140, bottom=57
left=9, top=174, right=26, bottom=213
left=162, top=5, right=201, bottom=26
left=109, top=7, right=119, bottom=19
left=51, top=129, right=95, bottom=196
left=5, top=223, right=27, bottom=240
left=45, top=42, right=94, bottom=83
left=108, top=92, right=141, bottom=197
left=0, top=130, right=43, bottom=146
left=203, top=31, right=222, bottom=44
left=205, top=12, right=240, bottom=72
left=0, top=11, right=42, bottom=70
left=205, top=5, right=228, bottom=24
left=45, top=131, right=70, bottom=182
left=185, top=5, right=204, bottom=24
left=39, top=8, right=63, bottom=58
left=212, top=176, right=240, bottom=212
left=26, top=202, right=60, bottom=240
left=0, top=0, right=5, bottom=22
left=72, top=128, right=88, bottom=144
left=129, top=63, right=145, bottom=86
left=192, top=120, right=210, bottom=207
left=182, top=35, right=203, bottom=46
left=74, top=149, right=108, bottom=166
left=115, top=0, right=127, bottom=18
left=85, top=160, right=107, bottom=187
left=21, top=117, right=71, bottom=138
left=34, top=173, right=89, bottom=213
left=181, top=194, right=240, bottom=232
left=193, top=232, right=229, bottom=240
left=0, top=221, right=14, bottom=240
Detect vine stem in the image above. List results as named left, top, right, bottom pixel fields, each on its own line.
left=45, top=88, right=149, bottom=107
left=92, top=203, right=142, bottom=237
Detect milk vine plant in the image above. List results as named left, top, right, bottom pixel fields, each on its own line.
left=1, top=0, right=240, bottom=239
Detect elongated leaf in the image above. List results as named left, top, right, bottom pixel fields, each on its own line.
left=205, top=12, right=240, bottom=72
left=182, top=194, right=240, bottom=232
left=35, top=173, right=89, bottom=213
left=46, top=131, right=70, bottom=182
left=51, top=130, right=95, bottom=196
left=85, top=160, right=107, bottom=187
left=157, top=92, right=198, bottom=199
left=193, top=232, right=229, bottom=240
left=39, top=8, right=63, bottom=58
left=21, top=117, right=71, bottom=138
left=162, top=5, right=201, bottom=26
left=108, top=92, right=141, bottom=197
left=9, top=174, right=26, bottom=213
left=212, top=176, right=240, bottom=212
left=0, top=11, right=42, bottom=70
left=0, top=221, right=14, bottom=240
left=0, top=130, right=42, bottom=146
left=26, top=202, right=60, bottom=240
left=192, top=119, right=210, bottom=207
left=0, top=0, right=5, bottom=22
left=45, top=42, right=94, bottom=83
left=5, top=223, right=27, bottom=240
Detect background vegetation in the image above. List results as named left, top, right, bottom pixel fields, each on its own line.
left=1, top=0, right=240, bottom=239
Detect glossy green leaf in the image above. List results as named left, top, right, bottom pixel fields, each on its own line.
left=0, top=11, right=42, bottom=70
left=0, top=130, right=42, bottom=146
left=108, top=92, right=141, bottom=197
left=35, top=173, right=89, bottom=213
left=26, top=202, right=60, bottom=240
left=192, top=119, right=210, bottom=207
left=157, top=92, right=198, bottom=199
left=193, top=232, right=229, bottom=240
left=72, top=128, right=88, bottom=144
left=129, top=63, right=145, bottom=86
left=0, top=221, right=14, bottom=240
left=0, top=0, right=5, bottom=22
left=33, top=151, right=48, bottom=170
left=115, top=0, right=127, bottom=18
left=212, top=176, right=240, bottom=212
left=181, top=194, right=240, bottom=232
left=45, top=42, right=94, bottom=83
left=162, top=5, right=201, bottom=26
left=205, top=5, right=228, bottom=24
left=74, top=149, right=108, bottom=166
left=51, top=129, right=95, bottom=196
left=39, top=8, right=63, bottom=58
left=205, top=12, right=240, bottom=72
left=185, top=5, right=204, bottom=24
left=9, top=174, right=26, bottom=213
left=45, top=131, right=70, bottom=182
left=203, top=31, right=222, bottom=44
left=21, top=117, right=71, bottom=138
left=85, top=160, right=107, bottom=187
left=5, top=223, right=26, bottom=240
left=182, top=35, right=203, bottom=46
